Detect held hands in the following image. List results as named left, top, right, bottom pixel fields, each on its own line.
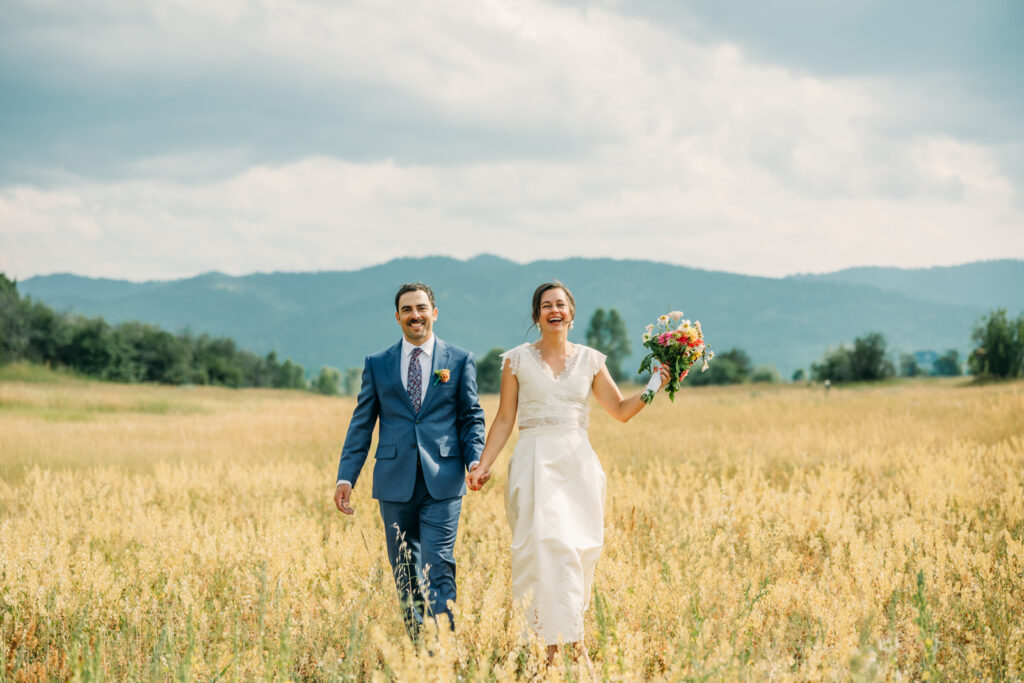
left=466, top=461, right=491, bottom=491
left=334, top=482, right=354, bottom=515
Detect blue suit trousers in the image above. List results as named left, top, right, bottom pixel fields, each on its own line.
left=378, top=458, right=462, bottom=637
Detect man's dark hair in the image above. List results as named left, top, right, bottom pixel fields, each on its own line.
left=394, top=283, right=436, bottom=311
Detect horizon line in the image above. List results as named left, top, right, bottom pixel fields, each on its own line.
left=9, top=253, right=1024, bottom=285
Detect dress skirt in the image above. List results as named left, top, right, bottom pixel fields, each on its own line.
left=506, top=426, right=607, bottom=645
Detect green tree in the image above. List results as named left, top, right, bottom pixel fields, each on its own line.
left=60, top=317, right=119, bottom=378
left=238, top=350, right=269, bottom=388
left=312, top=366, right=342, bottom=396
left=0, top=273, right=16, bottom=300
left=1, top=274, right=31, bottom=363
left=586, top=308, right=630, bottom=381
left=343, top=367, right=362, bottom=396
left=750, top=364, right=780, bottom=383
left=23, top=301, right=70, bottom=365
left=688, top=348, right=751, bottom=386
left=968, top=309, right=1024, bottom=378
left=791, top=368, right=806, bottom=383
left=274, top=358, right=308, bottom=390
left=811, top=346, right=853, bottom=382
left=899, top=353, right=920, bottom=377
left=931, top=349, right=962, bottom=377
left=192, top=334, right=244, bottom=387
left=117, top=321, right=192, bottom=384
left=476, top=347, right=505, bottom=394
left=851, top=332, right=894, bottom=381
left=812, top=332, right=894, bottom=383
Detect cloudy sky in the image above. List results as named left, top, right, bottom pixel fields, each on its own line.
left=2, top=0, right=1022, bottom=281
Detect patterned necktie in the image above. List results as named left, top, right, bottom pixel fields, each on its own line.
left=407, top=347, right=423, bottom=413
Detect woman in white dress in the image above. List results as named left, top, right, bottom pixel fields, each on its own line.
left=467, top=281, right=670, bottom=663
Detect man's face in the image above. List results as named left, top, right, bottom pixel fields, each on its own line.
left=395, top=290, right=437, bottom=345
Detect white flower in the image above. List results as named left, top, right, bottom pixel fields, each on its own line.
left=645, top=324, right=654, bottom=333
left=658, top=315, right=669, bottom=324
left=642, top=333, right=651, bottom=342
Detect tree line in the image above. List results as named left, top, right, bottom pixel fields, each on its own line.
left=3, top=272, right=1022, bottom=393
left=477, top=307, right=1024, bottom=391
left=798, top=309, right=1023, bottom=383
left=0, top=274, right=341, bottom=393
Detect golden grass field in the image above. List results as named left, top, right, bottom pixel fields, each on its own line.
left=1, top=363, right=1023, bottom=681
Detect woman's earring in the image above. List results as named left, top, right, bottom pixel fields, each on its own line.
left=569, top=319, right=574, bottom=329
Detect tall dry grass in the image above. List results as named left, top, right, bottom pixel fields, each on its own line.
left=1, top=372, right=1023, bottom=680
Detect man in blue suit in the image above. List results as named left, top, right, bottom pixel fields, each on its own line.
left=334, top=282, right=486, bottom=638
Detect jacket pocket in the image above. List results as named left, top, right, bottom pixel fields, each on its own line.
left=375, top=445, right=397, bottom=460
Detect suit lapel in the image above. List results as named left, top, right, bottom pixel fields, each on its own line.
left=419, top=337, right=449, bottom=415
left=383, top=341, right=416, bottom=416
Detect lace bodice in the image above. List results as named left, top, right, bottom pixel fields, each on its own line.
left=501, top=343, right=607, bottom=431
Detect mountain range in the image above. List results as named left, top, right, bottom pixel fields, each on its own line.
left=17, top=257, right=1024, bottom=379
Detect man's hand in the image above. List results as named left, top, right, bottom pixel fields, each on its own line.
left=466, top=461, right=491, bottom=491
left=334, top=482, right=354, bottom=514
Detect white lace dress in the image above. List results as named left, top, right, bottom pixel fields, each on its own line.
left=501, top=342, right=608, bottom=645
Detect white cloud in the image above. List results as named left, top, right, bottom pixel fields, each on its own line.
left=1, top=0, right=1021, bottom=279
left=3, top=137, right=1019, bottom=280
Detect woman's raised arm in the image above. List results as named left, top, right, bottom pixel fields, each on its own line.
left=592, top=363, right=671, bottom=423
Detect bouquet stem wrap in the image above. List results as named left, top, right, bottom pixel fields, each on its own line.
left=640, top=372, right=663, bottom=404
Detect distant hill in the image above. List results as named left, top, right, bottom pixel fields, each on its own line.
left=788, top=260, right=1024, bottom=311
left=18, top=257, right=1024, bottom=378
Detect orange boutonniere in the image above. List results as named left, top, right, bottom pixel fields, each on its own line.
left=434, top=369, right=451, bottom=385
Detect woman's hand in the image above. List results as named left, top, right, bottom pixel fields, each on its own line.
left=657, top=361, right=673, bottom=389
left=467, top=462, right=491, bottom=491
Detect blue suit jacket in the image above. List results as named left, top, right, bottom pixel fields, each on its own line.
left=336, top=337, right=486, bottom=502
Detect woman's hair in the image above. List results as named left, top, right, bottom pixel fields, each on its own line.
left=530, top=281, right=576, bottom=329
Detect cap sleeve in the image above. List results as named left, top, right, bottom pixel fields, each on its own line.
left=589, top=347, right=607, bottom=376
left=500, top=346, right=522, bottom=376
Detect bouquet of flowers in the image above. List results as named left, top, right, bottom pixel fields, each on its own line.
left=637, top=310, right=714, bottom=403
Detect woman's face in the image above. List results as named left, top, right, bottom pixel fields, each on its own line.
left=537, top=288, right=573, bottom=334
